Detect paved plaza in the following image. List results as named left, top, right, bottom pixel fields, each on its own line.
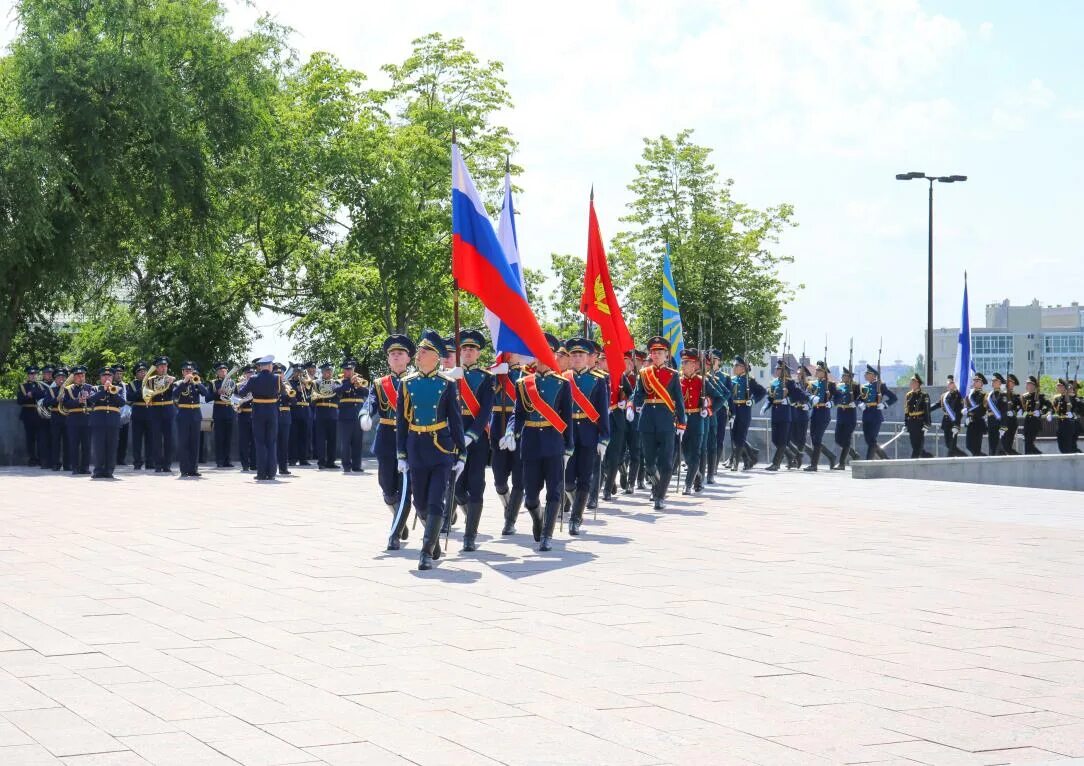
left=0, top=465, right=1083, bottom=765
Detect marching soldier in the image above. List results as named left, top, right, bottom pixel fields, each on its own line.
left=336, top=360, right=368, bottom=474
left=804, top=361, right=838, bottom=471
left=563, top=337, right=609, bottom=533
left=126, top=362, right=152, bottom=470
left=510, top=333, right=572, bottom=550
left=366, top=334, right=415, bottom=550
left=396, top=330, right=466, bottom=570
left=585, top=341, right=608, bottom=511
left=938, top=375, right=967, bottom=456
left=678, top=349, right=706, bottom=493
left=173, top=362, right=207, bottom=478
left=313, top=363, right=339, bottom=469
left=207, top=363, right=236, bottom=468
left=274, top=362, right=296, bottom=476
left=903, top=374, right=933, bottom=458
left=16, top=366, right=47, bottom=467
left=788, top=364, right=811, bottom=469
left=451, top=329, right=495, bottom=551
left=622, top=350, right=647, bottom=492
left=728, top=356, right=765, bottom=471
left=236, top=355, right=280, bottom=481
left=89, top=367, right=126, bottom=479
left=858, top=364, right=897, bottom=460
left=493, top=353, right=527, bottom=534
left=60, top=365, right=94, bottom=475
left=146, top=356, right=178, bottom=473
left=832, top=366, right=860, bottom=470
left=1001, top=374, right=1022, bottom=455
left=964, top=372, right=988, bottom=456
left=1020, top=375, right=1049, bottom=454
left=112, top=363, right=128, bottom=465
left=632, top=336, right=686, bottom=510
left=44, top=367, right=70, bottom=471
left=601, top=352, right=634, bottom=501
left=289, top=363, right=315, bottom=466
left=984, top=373, right=1010, bottom=455
left=763, top=361, right=806, bottom=471
left=1051, top=379, right=1078, bottom=454
left=705, top=350, right=731, bottom=483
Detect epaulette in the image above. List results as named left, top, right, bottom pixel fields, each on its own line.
left=401, top=371, right=420, bottom=382
left=590, top=369, right=608, bottom=379
left=436, top=372, right=454, bottom=383
left=476, top=367, right=494, bottom=377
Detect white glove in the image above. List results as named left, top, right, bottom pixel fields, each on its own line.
left=677, top=428, right=685, bottom=441
left=877, top=402, right=887, bottom=410
left=465, top=432, right=476, bottom=447
left=826, top=401, right=834, bottom=410
left=625, top=406, right=635, bottom=422
left=489, top=362, right=509, bottom=375
left=454, top=457, right=467, bottom=478
left=1033, top=410, right=1041, bottom=417
left=444, top=366, right=464, bottom=380
left=397, top=459, right=408, bottom=473
left=597, top=442, right=607, bottom=457
left=858, top=402, right=867, bottom=411
left=952, top=427, right=960, bottom=437
left=1047, top=412, right=1054, bottom=423
left=810, top=395, right=820, bottom=406
left=699, top=408, right=708, bottom=418
left=499, top=433, right=516, bottom=451
left=359, top=412, right=372, bottom=432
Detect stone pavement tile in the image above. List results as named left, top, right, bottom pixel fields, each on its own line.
left=211, top=733, right=319, bottom=766
left=118, top=732, right=238, bottom=766
left=4, top=708, right=123, bottom=758
left=173, top=715, right=265, bottom=742
left=0, top=743, right=63, bottom=764
left=305, top=742, right=415, bottom=765
left=869, top=740, right=1063, bottom=765
left=258, top=720, right=360, bottom=748
left=0, top=671, right=60, bottom=712
left=0, top=632, right=29, bottom=651
left=26, top=677, right=176, bottom=737
left=1026, top=723, right=1084, bottom=757
left=0, top=605, right=93, bottom=657
left=0, top=716, right=36, bottom=746
left=59, top=753, right=153, bottom=765
left=108, top=681, right=225, bottom=721
left=76, top=667, right=153, bottom=687
left=181, top=683, right=296, bottom=724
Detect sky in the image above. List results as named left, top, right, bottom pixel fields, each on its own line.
left=3, top=0, right=1083, bottom=366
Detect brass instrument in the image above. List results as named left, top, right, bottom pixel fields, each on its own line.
left=142, top=373, right=175, bottom=403
left=310, top=378, right=339, bottom=400
left=104, top=384, right=120, bottom=395
left=189, top=374, right=201, bottom=385
left=219, top=366, right=240, bottom=398
left=36, top=383, right=53, bottom=420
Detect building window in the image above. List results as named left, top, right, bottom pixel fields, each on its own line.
left=973, top=334, right=1013, bottom=355
left=1044, top=334, right=1084, bottom=355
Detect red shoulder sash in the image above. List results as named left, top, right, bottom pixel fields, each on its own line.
left=521, top=374, right=567, bottom=433
left=562, top=371, right=600, bottom=423
left=642, top=366, right=675, bottom=412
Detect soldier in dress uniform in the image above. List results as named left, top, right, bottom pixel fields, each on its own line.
left=601, top=351, right=634, bottom=501
left=584, top=341, right=608, bottom=511
left=633, top=336, right=686, bottom=510
left=44, top=367, right=70, bottom=471
left=364, top=334, right=415, bottom=550
left=621, top=350, right=646, bottom=492
left=112, top=363, right=128, bottom=465
left=555, top=341, right=571, bottom=374
left=234, top=366, right=256, bottom=471
left=1051, top=379, right=1078, bottom=454
left=831, top=366, right=860, bottom=470
left=206, top=363, right=236, bottom=468
left=396, top=330, right=466, bottom=570
left=173, top=362, right=207, bottom=478
left=1020, top=375, right=1049, bottom=454
left=903, top=374, right=933, bottom=459
left=803, top=361, right=838, bottom=471
left=236, top=355, right=280, bottom=481
left=677, top=348, right=706, bottom=493
left=562, top=336, right=610, bottom=533
left=964, top=372, right=988, bottom=456
left=788, top=364, right=811, bottom=469
left=313, top=362, right=339, bottom=470
left=1001, top=374, right=1022, bottom=455
left=145, top=356, right=178, bottom=473
left=89, top=367, right=126, bottom=479
left=60, top=365, right=94, bottom=474
left=289, top=363, right=314, bottom=466
left=126, top=362, right=152, bottom=470
left=273, top=362, right=296, bottom=476
left=336, top=360, right=368, bottom=474
left=985, top=373, right=1009, bottom=456
left=449, top=329, right=495, bottom=551
left=937, top=375, right=967, bottom=457
left=492, top=353, right=527, bottom=534
left=16, top=365, right=48, bottom=466
left=703, top=350, right=730, bottom=483
left=728, top=356, right=765, bottom=471
left=763, top=361, right=806, bottom=471
left=858, top=364, right=897, bottom=460
left=509, top=333, right=572, bottom=550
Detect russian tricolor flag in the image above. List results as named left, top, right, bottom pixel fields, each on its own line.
left=486, top=168, right=528, bottom=357
left=452, top=144, right=558, bottom=370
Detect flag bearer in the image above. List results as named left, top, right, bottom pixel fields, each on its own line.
left=563, top=337, right=609, bottom=534
left=632, top=336, right=686, bottom=510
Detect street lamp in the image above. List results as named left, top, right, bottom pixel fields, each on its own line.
left=895, top=172, right=968, bottom=384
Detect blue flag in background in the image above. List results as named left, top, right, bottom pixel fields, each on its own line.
left=662, top=243, right=684, bottom=359
left=954, top=272, right=974, bottom=387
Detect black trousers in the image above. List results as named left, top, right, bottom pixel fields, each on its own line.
left=92, top=421, right=119, bottom=477
left=253, top=410, right=278, bottom=477
left=986, top=416, right=1002, bottom=455
left=213, top=418, right=233, bottom=466
left=640, top=428, right=676, bottom=499
left=21, top=417, right=41, bottom=465
left=238, top=414, right=255, bottom=469
left=965, top=419, right=986, bottom=455
left=277, top=418, right=291, bottom=471
left=116, top=424, right=128, bottom=464
left=1001, top=417, right=1019, bottom=453
left=66, top=416, right=92, bottom=473
left=906, top=421, right=925, bottom=458
left=523, top=453, right=564, bottom=509
left=290, top=414, right=310, bottom=462
left=150, top=408, right=175, bottom=469
left=337, top=419, right=363, bottom=471
left=130, top=415, right=151, bottom=468
left=314, top=416, right=337, bottom=466
left=1023, top=416, right=1043, bottom=454
left=176, top=412, right=201, bottom=474
left=49, top=415, right=69, bottom=470
left=454, top=435, right=489, bottom=503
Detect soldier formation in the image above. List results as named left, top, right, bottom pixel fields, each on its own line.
left=14, top=338, right=1084, bottom=570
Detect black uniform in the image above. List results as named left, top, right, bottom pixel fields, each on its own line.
left=964, top=387, right=987, bottom=456
left=1020, top=386, right=1049, bottom=454
left=903, top=386, right=932, bottom=459
left=937, top=388, right=966, bottom=457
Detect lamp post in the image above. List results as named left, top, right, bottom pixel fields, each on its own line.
left=895, top=171, right=967, bottom=384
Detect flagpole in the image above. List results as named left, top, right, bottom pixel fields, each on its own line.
left=449, top=127, right=461, bottom=552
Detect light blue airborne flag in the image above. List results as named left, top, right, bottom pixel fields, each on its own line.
left=953, top=272, right=974, bottom=387
left=662, top=243, right=684, bottom=359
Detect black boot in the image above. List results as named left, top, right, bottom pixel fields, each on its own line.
left=803, top=445, right=820, bottom=471
left=705, top=447, right=716, bottom=484
left=461, top=501, right=483, bottom=552
left=636, top=465, right=647, bottom=490
left=765, top=448, right=784, bottom=471
left=502, top=488, right=523, bottom=535
left=526, top=504, right=543, bottom=542
left=540, top=500, right=560, bottom=551
left=744, top=445, right=759, bottom=470
left=821, top=446, right=838, bottom=469
left=418, top=512, right=443, bottom=570
left=832, top=450, right=847, bottom=470
left=682, top=472, right=694, bottom=495
left=875, top=445, right=889, bottom=460
left=849, top=447, right=860, bottom=460
left=866, top=445, right=875, bottom=460
left=619, top=463, right=628, bottom=491
left=602, top=466, right=615, bottom=501
left=386, top=502, right=407, bottom=551
left=569, top=490, right=588, bottom=535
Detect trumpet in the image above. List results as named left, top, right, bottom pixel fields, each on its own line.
left=103, top=384, right=120, bottom=395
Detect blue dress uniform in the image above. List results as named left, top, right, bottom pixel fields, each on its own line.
left=145, top=357, right=178, bottom=472
left=632, top=337, right=687, bottom=510
left=173, top=364, right=208, bottom=477
left=624, top=350, right=649, bottom=490
left=206, top=363, right=236, bottom=468
left=369, top=335, right=415, bottom=550
left=728, top=358, right=766, bottom=471
left=788, top=367, right=812, bottom=468
left=313, top=364, right=339, bottom=469
left=602, top=360, right=634, bottom=500
left=89, top=370, right=125, bottom=478
left=44, top=371, right=70, bottom=470
left=678, top=351, right=707, bottom=495
left=16, top=368, right=48, bottom=466
left=451, top=330, right=495, bottom=552
left=289, top=364, right=315, bottom=466
left=704, top=352, right=731, bottom=483
left=336, top=362, right=368, bottom=473
left=763, top=365, right=807, bottom=471
left=112, top=364, right=128, bottom=465
left=236, top=367, right=257, bottom=470
left=964, top=373, right=988, bottom=456
left=832, top=369, right=860, bottom=469
left=274, top=363, right=296, bottom=475
left=803, top=362, right=839, bottom=471
left=858, top=365, right=898, bottom=460
left=238, top=358, right=281, bottom=480
left=513, top=333, right=573, bottom=551
left=562, top=337, right=610, bottom=535
left=59, top=369, right=94, bottom=474
left=396, top=330, right=465, bottom=570
left=492, top=361, right=526, bottom=534
left=126, top=364, right=153, bottom=469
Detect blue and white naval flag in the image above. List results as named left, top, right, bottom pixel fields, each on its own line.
left=953, top=272, right=975, bottom=387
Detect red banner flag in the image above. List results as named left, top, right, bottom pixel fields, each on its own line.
left=580, top=194, right=635, bottom=395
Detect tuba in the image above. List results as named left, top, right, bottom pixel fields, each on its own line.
left=36, top=384, right=52, bottom=420
left=219, top=366, right=239, bottom=398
